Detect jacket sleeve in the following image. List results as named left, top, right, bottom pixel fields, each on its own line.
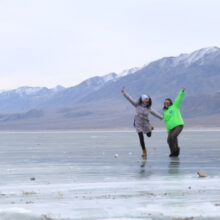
left=174, top=90, right=185, bottom=108
left=150, top=108, right=163, bottom=120
left=123, top=91, right=138, bottom=107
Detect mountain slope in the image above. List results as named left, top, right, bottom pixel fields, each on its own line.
left=1, top=46, right=220, bottom=113
left=0, top=47, right=220, bottom=129
left=0, top=73, right=117, bottom=113
left=80, top=47, right=220, bottom=105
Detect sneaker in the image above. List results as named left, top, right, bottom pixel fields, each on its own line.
left=142, top=149, right=147, bottom=158
left=171, top=148, right=180, bottom=157
left=176, top=147, right=180, bottom=156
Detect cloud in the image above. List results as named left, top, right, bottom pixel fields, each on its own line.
left=0, top=0, right=220, bottom=89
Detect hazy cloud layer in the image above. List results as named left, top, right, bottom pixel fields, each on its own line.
left=0, top=0, right=220, bottom=89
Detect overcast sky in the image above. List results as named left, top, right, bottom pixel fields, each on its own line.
left=0, top=0, right=220, bottom=89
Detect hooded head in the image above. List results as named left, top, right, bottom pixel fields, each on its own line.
left=139, top=94, right=152, bottom=108
left=141, top=94, right=149, bottom=102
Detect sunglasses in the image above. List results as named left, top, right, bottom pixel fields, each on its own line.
left=164, top=101, right=170, bottom=105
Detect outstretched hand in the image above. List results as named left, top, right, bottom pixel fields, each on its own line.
left=182, top=87, right=186, bottom=91
left=121, top=87, right=126, bottom=94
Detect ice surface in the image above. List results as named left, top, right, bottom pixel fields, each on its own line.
left=0, top=130, right=220, bottom=219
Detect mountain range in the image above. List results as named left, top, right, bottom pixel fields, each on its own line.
left=0, top=46, right=220, bottom=130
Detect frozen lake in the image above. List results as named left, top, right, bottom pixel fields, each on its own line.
left=0, top=130, right=220, bottom=220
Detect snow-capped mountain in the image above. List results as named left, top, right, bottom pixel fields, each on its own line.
left=79, top=46, right=220, bottom=105
left=0, top=46, right=219, bottom=121
left=173, top=46, right=220, bottom=67
left=0, top=73, right=118, bottom=113
left=0, top=68, right=135, bottom=105
left=1, top=85, right=65, bottom=97
left=154, top=46, right=220, bottom=68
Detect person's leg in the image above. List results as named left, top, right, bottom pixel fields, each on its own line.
left=169, top=125, right=184, bottom=157
left=172, top=125, right=183, bottom=156
left=138, top=132, right=147, bottom=157
left=167, top=131, right=173, bottom=156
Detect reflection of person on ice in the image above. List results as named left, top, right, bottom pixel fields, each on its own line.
left=121, top=88, right=163, bottom=158
left=163, top=88, right=185, bottom=157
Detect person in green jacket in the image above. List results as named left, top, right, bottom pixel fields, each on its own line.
left=163, top=88, right=185, bottom=157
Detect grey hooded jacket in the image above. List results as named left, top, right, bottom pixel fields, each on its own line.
left=123, top=91, right=163, bottom=133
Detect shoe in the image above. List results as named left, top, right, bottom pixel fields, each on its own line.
left=170, top=149, right=180, bottom=157
left=176, top=147, right=180, bottom=156
left=170, top=145, right=180, bottom=157
left=173, top=147, right=180, bottom=157
left=142, top=149, right=147, bottom=158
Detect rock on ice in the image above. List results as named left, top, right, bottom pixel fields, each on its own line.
left=197, top=170, right=207, bottom=177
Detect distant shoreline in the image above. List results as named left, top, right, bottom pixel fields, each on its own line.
left=0, top=127, right=219, bottom=133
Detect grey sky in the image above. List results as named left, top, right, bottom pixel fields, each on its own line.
left=0, top=0, right=220, bottom=89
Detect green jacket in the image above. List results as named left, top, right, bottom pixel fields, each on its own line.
left=163, top=90, right=185, bottom=132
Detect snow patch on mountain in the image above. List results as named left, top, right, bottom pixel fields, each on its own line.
left=118, top=67, right=140, bottom=78
left=51, top=85, right=65, bottom=92
left=0, top=85, right=65, bottom=97
left=15, top=87, right=44, bottom=95
left=102, top=73, right=117, bottom=82
left=98, top=67, right=140, bottom=85
left=173, top=46, right=220, bottom=67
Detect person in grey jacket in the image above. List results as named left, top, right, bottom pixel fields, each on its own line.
left=121, top=88, right=163, bottom=158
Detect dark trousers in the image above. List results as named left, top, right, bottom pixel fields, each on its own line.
left=167, top=125, right=183, bottom=156
left=138, top=132, right=151, bottom=151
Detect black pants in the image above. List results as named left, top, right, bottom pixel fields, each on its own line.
left=167, top=125, right=183, bottom=156
left=138, top=132, right=151, bottom=151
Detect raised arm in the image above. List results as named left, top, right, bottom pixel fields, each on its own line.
left=150, top=108, right=163, bottom=120
left=121, top=88, right=138, bottom=107
left=174, top=88, right=186, bottom=108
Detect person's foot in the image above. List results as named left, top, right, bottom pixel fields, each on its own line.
left=142, top=149, right=147, bottom=158
left=170, top=149, right=180, bottom=157
left=176, top=147, right=180, bottom=156
left=172, top=147, right=180, bottom=157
